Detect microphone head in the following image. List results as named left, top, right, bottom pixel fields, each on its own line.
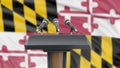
left=64, top=19, right=78, bottom=32
left=38, top=19, right=49, bottom=31
left=53, top=18, right=59, bottom=26
left=42, top=19, right=49, bottom=25
left=53, top=18, right=60, bottom=32
left=64, top=19, right=70, bottom=25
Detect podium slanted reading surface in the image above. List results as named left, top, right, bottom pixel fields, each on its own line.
left=25, top=34, right=90, bottom=68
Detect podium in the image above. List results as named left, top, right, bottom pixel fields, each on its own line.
left=25, top=34, right=90, bottom=68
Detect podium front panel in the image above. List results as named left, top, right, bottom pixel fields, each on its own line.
left=25, top=34, right=90, bottom=51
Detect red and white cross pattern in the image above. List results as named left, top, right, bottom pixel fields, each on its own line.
left=57, top=0, right=120, bottom=38
left=0, top=33, right=47, bottom=68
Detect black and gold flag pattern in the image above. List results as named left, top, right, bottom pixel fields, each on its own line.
left=0, top=0, right=56, bottom=32
left=66, top=36, right=120, bottom=68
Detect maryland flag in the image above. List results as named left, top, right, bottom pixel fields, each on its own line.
left=0, top=0, right=120, bottom=68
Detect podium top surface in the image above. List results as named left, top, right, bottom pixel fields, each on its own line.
left=25, top=34, right=90, bottom=51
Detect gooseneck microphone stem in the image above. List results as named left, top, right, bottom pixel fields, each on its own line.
left=53, top=18, right=60, bottom=34
left=64, top=19, right=78, bottom=34
left=38, top=19, right=49, bottom=32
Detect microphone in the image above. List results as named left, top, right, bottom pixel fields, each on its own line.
left=38, top=19, right=49, bottom=31
left=53, top=18, right=60, bottom=32
left=64, top=19, right=78, bottom=32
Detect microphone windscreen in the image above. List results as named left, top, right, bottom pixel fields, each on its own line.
left=53, top=18, right=60, bottom=32
left=53, top=18, right=59, bottom=25
left=42, top=19, right=49, bottom=25
left=64, top=19, right=70, bottom=25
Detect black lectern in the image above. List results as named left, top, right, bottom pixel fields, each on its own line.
left=25, top=34, right=90, bottom=68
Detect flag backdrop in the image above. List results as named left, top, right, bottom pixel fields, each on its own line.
left=0, top=0, right=120, bottom=68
